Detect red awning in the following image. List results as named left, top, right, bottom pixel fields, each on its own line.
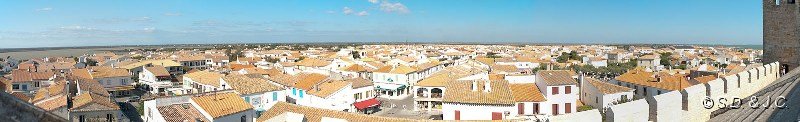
left=354, top=98, right=380, bottom=110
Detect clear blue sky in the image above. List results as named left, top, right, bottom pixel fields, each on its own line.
left=0, top=0, right=763, bottom=48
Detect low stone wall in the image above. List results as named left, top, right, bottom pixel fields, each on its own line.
left=646, top=91, right=685, bottom=122
left=606, top=99, right=649, bottom=122
left=548, top=109, right=602, bottom=122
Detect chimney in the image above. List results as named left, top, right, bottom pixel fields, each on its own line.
left=655, top=75, right=661, bottom=82
left=471, top=80, right=477, bottom=91
left=483, top=80, right=491, bottom=92
left=579, top=71, right=585, bottom=86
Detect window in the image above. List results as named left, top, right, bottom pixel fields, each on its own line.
left=518, top=103, right=525, bottom=115
left=533, top=103, right=539, bottom=114
left=565, top=86, right=572, bottom=94
left=552, top=87, right=559, bottom=95
left=107, top=114, right=113, bottom=122
left=491, top=112, right=503, bottom=120
left=241, top=115, right=247, bottom=122
left=791, top=0, right=796, bottom=4
left=454, top=110, right=461, bottom=120
left=21, top=85, right=27, bottom=90
left=657, top=90, right=662, bottom=95
left=245, top=97, right=250, bottom=103
left=565, top=103, right=572, bottom=113
left=272, top=92, right=278, bottom=101
left=79, top=115, right=85, bottom=122
left=34, top=82, right=40, bottom=87
left=552, top=104, right=559, bottom=115
left=12, top=84, right=19, bottom=90
left=596, top=97, right=599, bottom=104
left=292, top=88, right=297, bottom=95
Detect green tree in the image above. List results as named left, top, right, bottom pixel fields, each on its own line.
left=659, top=52, right=672, bottom=66
left=86, top=59, right=99, bottom=66
left=351, top=51, right=361, bottom=59
left=486, top=52, right=501, bottom=59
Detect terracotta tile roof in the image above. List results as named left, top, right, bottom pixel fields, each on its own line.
left=70, top=93, right=120, bottom=112
left=341, top=64, right=373, bottom=72
left=229, top=63, right=255, bottom=71
left=32, top=80, right=66, bottom=102
left=691, top=75, right=718, bottom=84
left=176, top=55, right=206, bottom=62
left=223, top=75, right=284, bottom=95
left=190, top=92, right=254, bottom=119
left=614, top=68, right=693, bottom=91
left=34, top=95, right=68, bottom=111
left=11, top=92, right=31, bottom=102
left=490, top=64, right=519, bottom=73
left=294, top=73, right=329, bottom=91
left=256, top=102, right=415, bottom=122
left=119, top=60, right=181, bottom=69
left=240, top=67, right=276, bottom=76
left=366, top=61, right=385, bottom=68
left=536, top=70, right=578, bottom=86
left=374, top=65, right=417, bottom=74
left=306, top=80, right=351, bottom=98
left=74, top=78, right=111, bottom=97
left=640, top=54, right=660, bottom=60
left=585, top=77, right=633, bottom=94
left=70, top=69, right=93, bottom=80
left=278, top=62, right=295, bottom=67
left=10, top=70, right=54, bottom=82
left=417, top=61, right=488, bottom=87
left=184, top=70, right=224, bottom=87
left=156, top=103, right=210, bottom=122
left=296, top=58, right=331, bottom=67
left=145, top=66, right=170, bottom=76
left=509, top=83, right=546, bottom=102
left=267, top=73, right=299, bottom=87
left=83, top=66, right=130, bottom=78
left=476, top=58, right=495, bottom=65
left=443, top=79, right=515, bottom=105
left=346, top=78, right=373, bottom=89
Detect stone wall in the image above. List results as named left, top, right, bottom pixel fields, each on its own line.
left=639, top=62, right=779, bottom=122
left=646, top=91, right=685, bottom=122
left=548, top=109, right=602, bottom=122
left=606, top=99, right=649, bottom=122
left=545, top=62, right=782, bottom=122
left=763, top=0, right=800, bottom=70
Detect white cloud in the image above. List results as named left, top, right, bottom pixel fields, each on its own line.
left=164, top=12, right=182, bottom=16
left=368, top=0, right=380, bottom=4
left=357, top=11, right=369, bottom=16
left=380, top=2, right=410, bottom=13
left=59, top=25, right=94, bottom=31
left=143, top=27, right=156, bottom=32
left=326, top=10, right=336, bottom=14
left=35, top=7, right=52, bottom=12
left=343, top=7, right=354, bottom=15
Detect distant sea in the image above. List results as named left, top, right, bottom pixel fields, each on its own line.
left=696, top=44, right=763, bottom=50
left=724, top=45, right=762, bottom=50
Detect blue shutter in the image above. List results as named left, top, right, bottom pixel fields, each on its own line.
left=245, top=97, right=250, bottom=103
left=299, top=90, right=304, bottom=98
left=273, top=92, right=278, bottom=101
left=292, top=88, right=297, bottom=95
